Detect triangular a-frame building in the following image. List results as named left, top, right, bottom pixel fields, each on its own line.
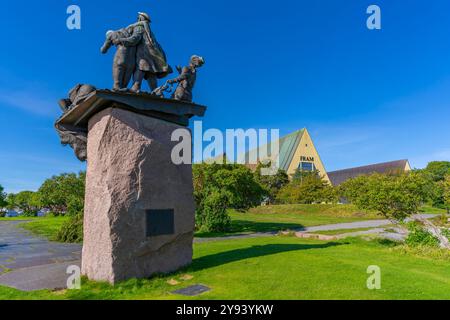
left=244, top=128, right=330, bottom=182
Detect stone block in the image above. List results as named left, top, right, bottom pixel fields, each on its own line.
left=81, top=107, right=195, bottom=284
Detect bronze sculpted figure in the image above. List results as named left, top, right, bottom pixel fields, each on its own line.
left=58, top=84, right=97, bottom=112
left=56, top=84, right=97, bottom=161
left=100, top=12, right=204, bottom=102
left=167, top=55, right=205, bottom=103
left=106, top=12, right=172, bottom=93
left=56, top=12, right=207, bottom=163
left=101, top=28, right=136, bottom=91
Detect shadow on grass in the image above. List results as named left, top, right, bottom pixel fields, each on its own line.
left=189, top=242, right=342, bottom=272
left=195, top=220, right=305, bottom=238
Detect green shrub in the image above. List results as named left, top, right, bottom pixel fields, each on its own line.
left=193, top=163, right=265, bottom=211
left=21, top=210, right=38, bottom=217
left=392, top=244, right=450, bottom=261
left=56, top=214, right=83, bottom=243
left=405, top=222, right=439, bottom=247
left=441, top=228, right=450, bottom=238
left=340, top=172, right=429, bottom=221
left=254, top=162, right=289, bottom=204
left=196, top=190, right=231, bottom=233
left=277, top=170, right=337, bottom=204
left=66, top=196, right=84, bottom=216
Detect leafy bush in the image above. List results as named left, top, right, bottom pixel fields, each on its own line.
left=444, top=175, right=450, bottom=212
left=392, top=244, right=450, bottom=261
left=196, top=190, right=231, bottom=233
left=340, top=172, right=429, bottom=221
left=56, top=214, right=83, bottom=243
left=423, top=161, right=450, bottom=182
left=405, top=222, right=439, bottom=247
left=277, top=170, right=337, bottom=204
left=66, top=196, right=84, bottom=216
left=193, top=163, right=266, bottom=232
left=254, top=162, right=289, bottom=204
left=21, top=210, right=38, bottom=217
left=441, top=228, right=450, bottom=239
left=193, top=163, right=265, bottom=211
left=0, top=184, right=7, bottom=208
left=7, top=191, right=39, bottom=216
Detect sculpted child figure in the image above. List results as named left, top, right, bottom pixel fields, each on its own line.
left=167, top=55, right=205, bottom=103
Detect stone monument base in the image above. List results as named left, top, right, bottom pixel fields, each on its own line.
left=81, top=107, right=195, bottom=284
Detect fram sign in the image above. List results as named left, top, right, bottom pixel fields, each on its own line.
left=300, top=156, right=314, bottom=162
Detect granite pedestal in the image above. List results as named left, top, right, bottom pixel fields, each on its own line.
left=55, top=90, right=206, bottom=284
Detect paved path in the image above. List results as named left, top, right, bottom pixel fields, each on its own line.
left=0, top=214, right=438, bottom=291
left=299, top=214, right=436, bottom=232
left=0, top=221, right=81, bottom=291
left=196, top=214, right=438, bottom=242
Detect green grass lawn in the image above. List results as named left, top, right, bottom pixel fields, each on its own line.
left=6, top=204, right=444, bottom=240
left=196, top=204, right=383, bottom=237
left=16, top=217, right=69, bottom=241
left=1, top=236, right=450, bottom=300
left=0, top=216, right=69, bottom=242
left=0, top=217, right=41, bottom=221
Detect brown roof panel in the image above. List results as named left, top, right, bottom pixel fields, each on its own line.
left=328, top=159, right=409, bottom=186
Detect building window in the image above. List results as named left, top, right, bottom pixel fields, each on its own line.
left=299, top=162, right=315, bottom=172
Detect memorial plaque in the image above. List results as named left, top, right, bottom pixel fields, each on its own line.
left=146, top=209, right=175, bottom=237
left=172, top=284, right=211, bottom=296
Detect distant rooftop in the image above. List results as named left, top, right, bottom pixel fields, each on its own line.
left=328, top=159, right=411, bottom=186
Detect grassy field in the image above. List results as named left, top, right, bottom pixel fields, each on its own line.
left=1, top=236, right=450, bottom=300
left=196, top=204, right=382, bottom=237
left=4, top=204, right=444, bottom=240
left=17, top=217, right=69, bottom=241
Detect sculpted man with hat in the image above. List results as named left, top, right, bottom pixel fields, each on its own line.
left=108, top=12, right=172, bottom=93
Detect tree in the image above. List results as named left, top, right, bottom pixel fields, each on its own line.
left=444, top=175, right=450, bottom=213
left=0, top=185, right=6, bottom=208
left=193, top=163, right=266, bottom=232
left=193, top=163, right=265, bottom=211
left=9, top=191, right=39, bottom=216
left=38, top=172, right=85, bottom=215
left=5, top=193, right=16, bottom=210
left=423, top=161, right=450, bottom=182
left=340, top=172, right=429, bottom=221
left=254, top=162, right=289, bottom=204
left=416, top=163, right=450, bottom=208
left=341, top=172, right=450, bottom=248
left=213, top=166, right=266, bottom=210
left=277, top=170, right=337, bottom=204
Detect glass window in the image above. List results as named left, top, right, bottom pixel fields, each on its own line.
left=299, top=162, right=315, bottom=172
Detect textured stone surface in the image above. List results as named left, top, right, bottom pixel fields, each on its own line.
left=82, top=107, right=195, bottom=284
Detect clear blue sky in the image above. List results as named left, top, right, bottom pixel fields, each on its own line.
left=1, top=0, right=450, bottom=193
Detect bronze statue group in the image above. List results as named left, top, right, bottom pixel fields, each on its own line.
left=101, top=12, right=204, bottom=103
